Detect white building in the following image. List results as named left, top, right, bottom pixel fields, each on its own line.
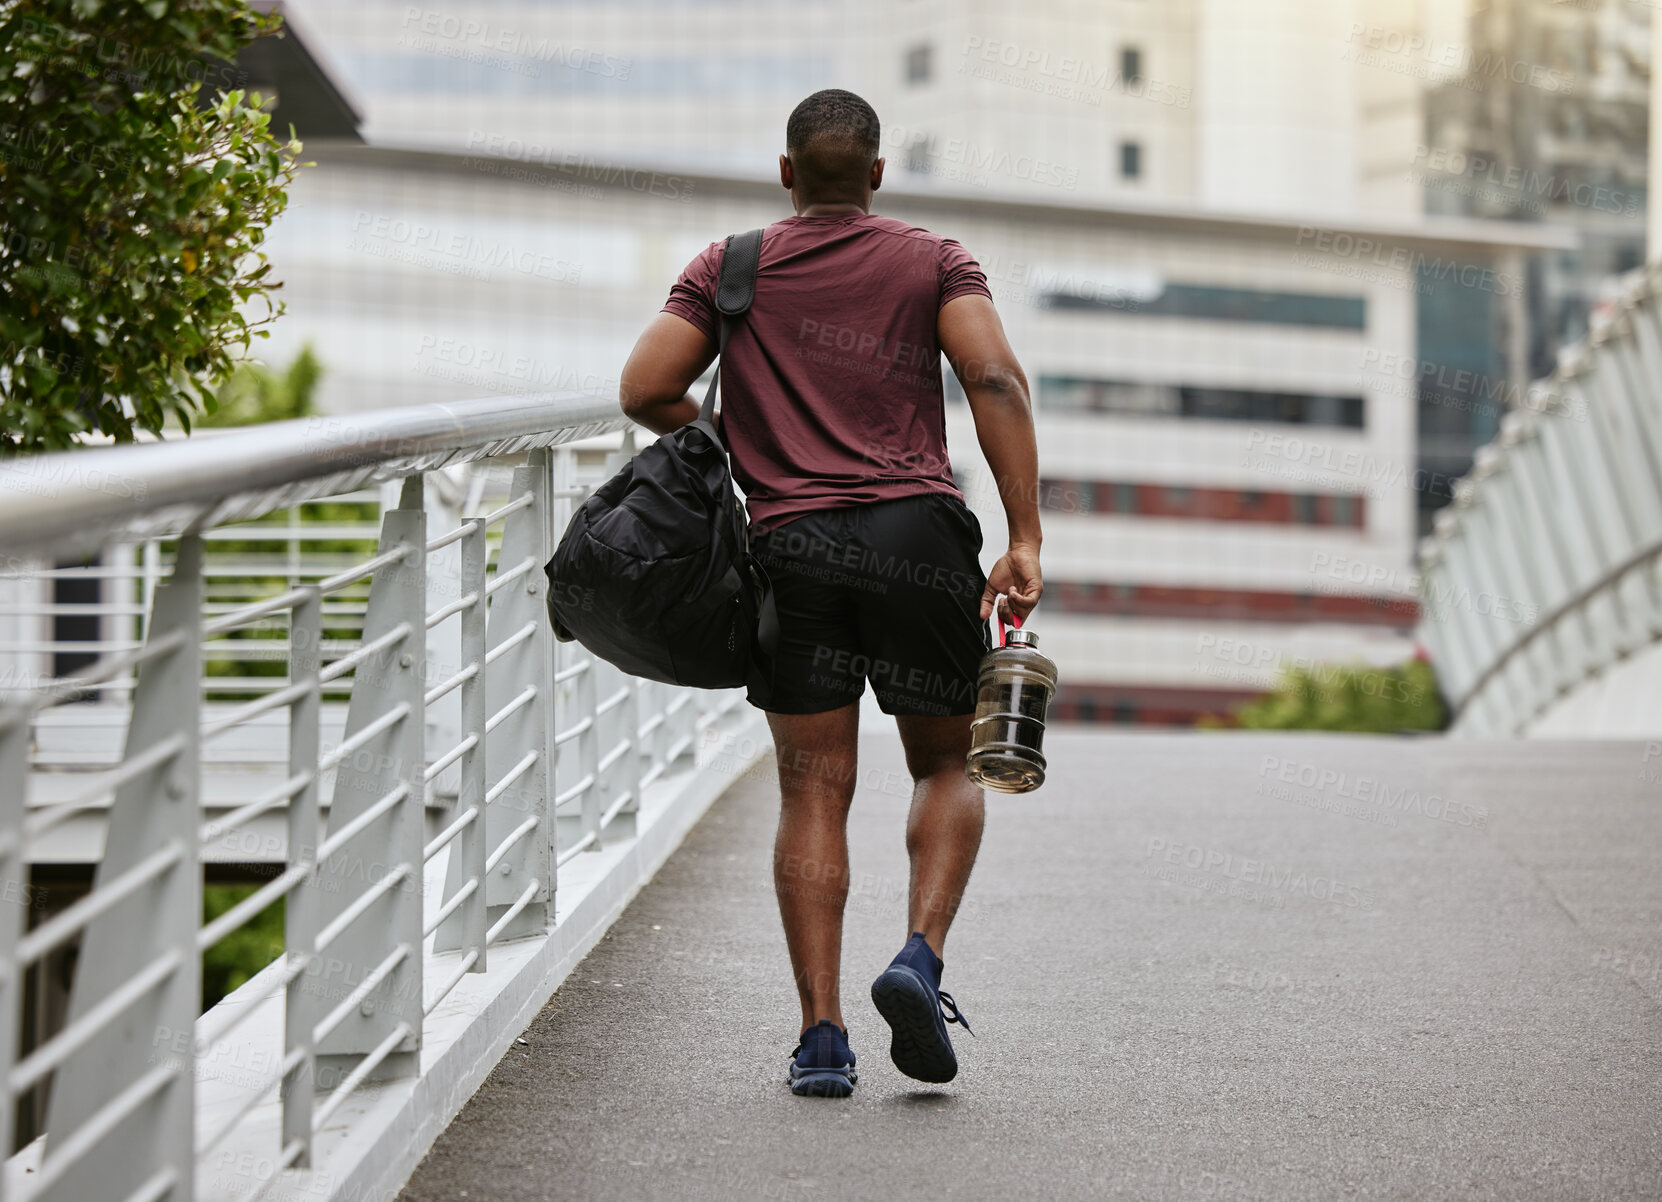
left=265, top=0, right=1570, bottom=724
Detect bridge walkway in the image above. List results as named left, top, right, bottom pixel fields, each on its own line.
left=398, top=732, right=1662, bottom=1201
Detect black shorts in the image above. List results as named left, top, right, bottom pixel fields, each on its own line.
left=748, top=494, right=992, bottom=717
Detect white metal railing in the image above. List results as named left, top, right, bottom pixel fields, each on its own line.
left=0, top=394, right=752, bottom=1201
left=1417, top=265, right=1662, bottom=735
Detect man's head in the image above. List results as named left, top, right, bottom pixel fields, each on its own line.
left=781, top=89, right=884, bottom=212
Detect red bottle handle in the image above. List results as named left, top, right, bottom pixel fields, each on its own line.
left=997, top=599, right=1023, bottom=647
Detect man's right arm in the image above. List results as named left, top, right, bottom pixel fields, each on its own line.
left=937, top=293, right=1043, bottom=622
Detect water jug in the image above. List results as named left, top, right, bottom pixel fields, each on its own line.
left=965, top=609, right=1058, bottom=794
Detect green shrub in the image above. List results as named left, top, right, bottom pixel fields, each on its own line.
left=202, top=882, right=283, bottom=1011
left=200, top=344, right=321, bottom=426
left=1234, top=657, right=1446, bottom=733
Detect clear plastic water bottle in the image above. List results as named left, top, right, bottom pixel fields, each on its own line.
left=965, top=609, right=1058, bottom=794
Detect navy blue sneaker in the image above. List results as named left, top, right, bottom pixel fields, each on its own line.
left=788, top=1020, right=858, bottom=1097
left=870, top=932, right=973, bottom=1083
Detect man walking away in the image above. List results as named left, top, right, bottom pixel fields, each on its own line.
left=617, top=88, right=1042, bottom=1096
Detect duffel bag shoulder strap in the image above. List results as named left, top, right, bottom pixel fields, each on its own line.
left=696, top=228, right=764, bottom=426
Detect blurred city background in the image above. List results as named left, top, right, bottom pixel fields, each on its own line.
left=3, top=4, right=1661, bottom=1198
left=247, top=0, right=1651, bottom=728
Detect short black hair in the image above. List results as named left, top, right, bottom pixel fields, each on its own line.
left=785, top=89, right=881, bottom=200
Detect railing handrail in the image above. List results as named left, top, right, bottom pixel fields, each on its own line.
left=0, top=392, right=626, bottom=560
left=1415, top=261, right=1662, bottom=735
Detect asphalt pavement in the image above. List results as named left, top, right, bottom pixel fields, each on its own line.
left=398, top=732, right=1662, bottom=1201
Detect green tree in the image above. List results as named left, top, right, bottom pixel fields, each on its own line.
left=1233, top=657, right=1446, bottom=733
left=200, top=343, right=320, bottom=426
left=0, top=0, right=303, bottom=454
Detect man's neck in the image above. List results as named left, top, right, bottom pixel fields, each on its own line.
left=795, top=201, right=869, bottom=217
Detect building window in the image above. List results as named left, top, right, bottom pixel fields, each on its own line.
left=1043, top=282, right=1368, bottom=330
left=1036, top=476, right=1366, bottom=528
left=1121, top=46, right=1142, bottom=84
left=1039, top=376, right=1366, bottom=429
left=905, top=44, right=932, bottom=85
left=1120, top=140, right=1142, bottom=180
left=1112, top=701, right=1138, bottom=724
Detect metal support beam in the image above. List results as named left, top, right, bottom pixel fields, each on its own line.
left=41, top=537, right=203, bottom=1202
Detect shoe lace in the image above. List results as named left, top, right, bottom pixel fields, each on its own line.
left=937, top=989, right=974, bottom=1037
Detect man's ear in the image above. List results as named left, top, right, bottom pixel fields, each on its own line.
left=779, top=154, right=794, bottom=190
left=870, top=156, right=885, bottom=193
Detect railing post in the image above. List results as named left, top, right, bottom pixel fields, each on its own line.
left=1511, top=427, right=1604, bottom=674
left=314, top=479, right=425, bottom=1089
left=282, top=586, right=323, bottom=1168
left=41, top=535, right=202, bottom=1202
left=561, top=642, right=604, bottom=858
left=434, top=518, right=490, bottom=964
left=550, top=447, right=603, bottom=865
left=479, top=454, right=554, bottom=942
left=591, top=662, right=642, bottom=844
left=1482, top=459, right=1568, bottom=705
left=424, top=479, right=466, bottom=802
left=0, top=705, right=24, bottom=1202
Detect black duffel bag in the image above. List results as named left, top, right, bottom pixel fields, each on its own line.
left=544, top=229, right=777, bottom=690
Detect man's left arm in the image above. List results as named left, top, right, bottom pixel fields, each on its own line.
left=618, top=312, right=717, bottom=435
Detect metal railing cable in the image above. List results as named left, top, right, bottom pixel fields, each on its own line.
left=0, top=395, right=743, bottom=1201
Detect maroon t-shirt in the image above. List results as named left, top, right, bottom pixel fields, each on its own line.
left=661, top=212, right=992, bottom=533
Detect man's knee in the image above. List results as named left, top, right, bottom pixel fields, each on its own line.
left=896, top=714, right=974, bottom=781
left=775, top=744, right=858, bottom=804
